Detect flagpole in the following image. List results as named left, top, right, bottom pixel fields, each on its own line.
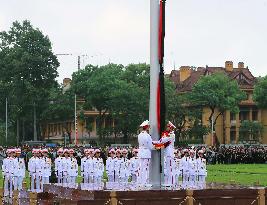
left=150, top=0, right=161, bottom=187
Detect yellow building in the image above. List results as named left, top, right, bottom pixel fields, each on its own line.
left=41, top=78, right=116, bottom=144
left=169, top=61, right=267, bottom=145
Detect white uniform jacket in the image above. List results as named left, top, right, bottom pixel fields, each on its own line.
left=196, top=158, right=207, bottom=176
left=28, top=157, right=42, bottom=177
left=138, top=131, right=153, bottom=159
left=41, top=157, right=52, bottom=177
left=119, top=157, right=130, bottom=178
left=130, top=157, right=139, bottom=175
left=106, top=157, right=116, bottom=176
left=180, top=156, right=189, bottom=176
left=69, top=157, right=78, bottom=177
left=14, top=157, right=26, bottom=178
left=93, top=158, right=104, bottom=178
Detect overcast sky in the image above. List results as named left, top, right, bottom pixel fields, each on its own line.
left=1, top=0, right=267, bottom=82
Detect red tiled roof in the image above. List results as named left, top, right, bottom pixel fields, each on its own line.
left=169, top=66, right=256, bottom=93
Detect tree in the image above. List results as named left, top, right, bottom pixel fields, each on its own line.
left=72, top=63, right=150, bottom=144
left=165, top=79, right=208, bottom=143
left=239, top=120, right=263, bottom=142
left=189, top=73, right=246, bottom=143
left=0, top=20, right=59, bottom=143
left=253, top=76, right=267, bottom=108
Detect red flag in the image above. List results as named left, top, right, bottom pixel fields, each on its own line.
left=157, top=0, right=166, bottom=135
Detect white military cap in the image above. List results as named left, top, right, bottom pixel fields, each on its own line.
left=167, top=121, right=176, bottom=129
left=140, top=120, right=149, bottom=127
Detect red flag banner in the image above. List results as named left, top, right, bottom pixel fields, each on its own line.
left=157, top=0, right=166, bottom=135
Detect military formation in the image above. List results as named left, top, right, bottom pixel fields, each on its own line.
left=1, top=120, right=207, bottom=199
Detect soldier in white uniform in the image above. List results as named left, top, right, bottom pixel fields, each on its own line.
left=28, top=149, right=42, bottom=192
left=61, top=149, right=71, bottom=186
left=180, top=149, right=190, bottom=188
left=68, top=149, right=78, bottom=188
left=119, top=149, right=130, bottom=185
left=14, top=148, right=25, bottom=191
left=55, top=148, right=64, bottom=184
left=153, top=121, right=176, bottom=186
left=106, top=148, right=116, bottom=189
left=81, top=149, right=95, bottom=186
left=188, top=150, right=197, bottom=188
left=196, top=150, right=207, bottom=189
left=129, top=149, right=139, bottom=183
left=173, top=149, right=181, bottom=186
left=2, top=149, right=16, bottom=198
left=114, top=149, right=122, bottom=183
left=41, top=149, right=51, bottom=190
left=138, top=120, right=153, bottom=186
left=93, top=149, right=104, bottom=190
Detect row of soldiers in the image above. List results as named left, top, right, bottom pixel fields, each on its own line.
left=1, top=146, right=207, bottom=196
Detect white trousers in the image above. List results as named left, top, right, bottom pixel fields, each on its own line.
left=31, top=173, right=41, bottom=192
left=57, top=171, right=63, bottom=184
left=83, top=174, right=94, bottom=183
left=4, top=175, right=13, bottom=197
left=13, top=176, right=24, bottom=191
left=68, top=176, right=76, bottom=184
left=165, top=157, right=174, bottom=185
left=131, top=174, right=138, bottom=183
left=108, top=171, right=119, bottom=182
left=139, top=158, right=150, bottom=185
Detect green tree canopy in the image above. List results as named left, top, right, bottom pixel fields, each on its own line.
left=189, top=73, right=246, bottom=142
left=0, top=20, right=59, bottom=143
left=239, top=120, right=263, bottom=142
left=253, top=76, right=267, bottom=108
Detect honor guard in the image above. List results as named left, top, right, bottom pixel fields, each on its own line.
left=28, top=149, right=42, bottom=192
left=173, top=149, right=181, bottom=186
left=2, top=149, right=16, bottom=198
left=68, top=149, right=78, bottom=188
left=188, top=150, right=197, bottom=188
left=106, top=148, right=116, bottom=189
left=114, top=149, right=122, bottom=183
left=196, top=150, right=207, bottom=189
left=61, top=149, right=71, bottom=185
left=41, top=149, right=51, bottom=188
left=55, top=148, right=64, bottom=184
left=119, top=149, right=130, bottom=185
left=129, top=149, right=139, bottom=183
left=153, top=121, right=176, bottom=186
left=138, top=120, right=153, bottom=186
left=14, top=148, right=25, bottom=191
left=180, top=149, right=190, bottom=188
left=81, top=149, right=95, bottom=185
left=93, top=149, right=104, bottom=190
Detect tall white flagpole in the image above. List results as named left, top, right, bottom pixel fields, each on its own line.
left=150, top=0, right=161, bottom=187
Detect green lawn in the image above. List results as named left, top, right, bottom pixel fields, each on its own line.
left=207, top=164, right=267, bottom=186
left=1, top=164, right=267, bottom=188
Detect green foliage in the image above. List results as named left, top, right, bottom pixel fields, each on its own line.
left=239, top=120, right=264, bottom=141
left=0, top=20, right=59, bottom=143
left=72, top=63, right=150, bottom=144
left=189, top=73, right=246, bottom=138
left=253, top=76, right=267, bottom=108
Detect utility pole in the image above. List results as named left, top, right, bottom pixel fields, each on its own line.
left=56, top=53, right=72, bottom=145
left=5, top=98, right=8, bottom=143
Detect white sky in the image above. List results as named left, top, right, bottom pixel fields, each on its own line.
left=1, top=0, right=267, bottom=83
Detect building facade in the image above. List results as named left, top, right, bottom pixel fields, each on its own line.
left=169, top=61, right=267, bottom=145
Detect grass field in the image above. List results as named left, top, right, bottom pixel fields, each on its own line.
left=207, top=164, right=267, bottom=186
left=0, top=164, right=266, bottom=188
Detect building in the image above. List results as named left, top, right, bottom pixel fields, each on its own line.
left=41, top=78, right=116, bottom=145
left=169, top=61, right=267, bottom=145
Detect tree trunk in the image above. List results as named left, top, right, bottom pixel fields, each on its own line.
left=17, top=119, right=20, bottom=146
left=22, top=119, right=25, bottom=142
left=33, top=102, right=37, bottom=141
